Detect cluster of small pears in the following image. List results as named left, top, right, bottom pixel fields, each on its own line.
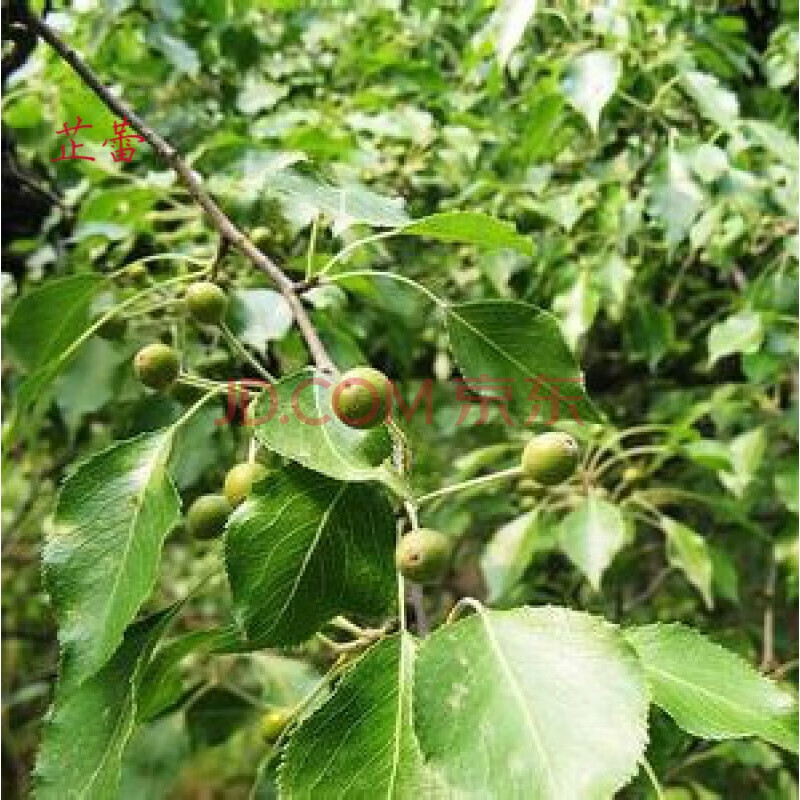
left=132, top=281, right=228, bottom=391
left=127, top=285, right=580, bottom=741
left=130, top=286, right=580, bottom=584
left=319, top=369, right=581, bottom=585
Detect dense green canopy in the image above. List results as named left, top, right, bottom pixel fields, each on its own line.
left=2, top=1, right=797, bottom=798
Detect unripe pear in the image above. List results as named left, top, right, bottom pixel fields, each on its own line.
left=185, top=281, right=228, bottom=325
left=95, top=312, right=128, bottom=340
left=333, top=366, right=390, bottom=429
left=186, top=493, right=231, bottom=540
left=134, top=343, right=179, bottom=390
left=521, top=432, right=580, bottom=485
left=622, top=465, right=643, bottom=483
left=223, top=462, right=269, bottom=506
left=395, top=528, right=452, bottom=583
left=260, top=708, right=292, bottom=743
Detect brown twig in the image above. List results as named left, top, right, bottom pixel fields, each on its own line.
left=623, top=566, right=674, bottom=613
left=760, top=557, right=776, bottom=672
left=26, top=11, right=336, bottom=374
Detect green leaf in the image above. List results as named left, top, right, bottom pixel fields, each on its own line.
left=626, top=624, right=798, bottom=752
left=226, top=288, right=293, bottom=352
left=719, top=427, right=765, bottom=498
left=445, top=300, right=600, bottom=426
left=558, top=495, right=626, bottom=591
left=401, top=212, right=533, bottom=255
left=138, top=626, right=243, bottom=722
left=34, top=607, right=177, bottom=800
left=743, top=120, right=799, bottom=169
left=269, top=170, right=410, bottom=235
left=185, top=687, right=260, bottom=750
left=552, top=270, right=600, bottom=350
left=561, top=50, right=621, bottom=133
left=482, top=511, right=558, bottom=604
left=661, top=517, right=714, bottom=608
left=5, top=274, right=105, bottom=418
left=775, top=460, right=799, bottom=513
left=649, top=148, right=705, bottom=250
left=482, top=0, right=539, bottom=67
left=624, top=301, right=675, bottom=370
left=682, top=439, right=733, bottom=472
left=54, top=337, right=130, bottom=432
left=279, top=634, right=435, bottom=798
left=707, top=311, right=764, bottom=366
left=225, top=465, right=396, bottom=645
left=252, top=368, right=404, bottom=492
left=414, top=606, right=649, bottom=798
left=236, top=76, right=289, bottom=115
left=118, top=714, right=190, bottom=800
left=680, top=70, right=739, bottom=130
left=5, top=274, right=103, bottom=371
left=44, top=431, right=180, bottom=687
left=710, top=545, right=740, bottom=605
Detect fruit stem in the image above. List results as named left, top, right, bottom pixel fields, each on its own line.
left=219, top=323, right=275, bottom=382
left=178, top=372, right=227, bottom=392
left=584, top=423, right=671, bottom=474
left=330, top=615, right=369, bottom=638
left=315, top=633, right=368, bottom=653
left=327, top=270, right=444, bottom=308
left=108, top=252, right=212, bottom=281
left=123, top=298, right=184, bottom=319
left=247, top=436, right=258, bottom=464
left=173, top=389, right=225, bottom=431
left=317, top=229, right=401, bottom=276
left=305, top=214, right=320, bottom=281
left=589, top=444, right=667, bottom=483
left=416, top=466, right=524, bottom=506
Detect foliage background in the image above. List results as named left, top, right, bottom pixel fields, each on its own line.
left=2, top=0, right=798, bottom=797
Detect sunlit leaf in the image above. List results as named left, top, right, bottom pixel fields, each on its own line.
left=226, top=288, right=294, bottom=352
left=649, top=148, right=705, bottom=249
left=481, top=0, right=538, bottom=67
left=402, top=212, right=533, bottom=255
left=481, top=511, right=558, bottom=604
left=414, top=606, right=649, bottom=798
left=558, top=494, right=626, bottom=591
left=561, top=50, right=621, bottom=133
left=661, top=517, right=714, bottom=608
left=719, top=427, right=765, bottom=498
left=626, top=624, right=798, bottom=752
left=44, top=431, right=180, bottom=687
left=708, top=311, right=764, bottom=366
left=680, top=70, right=739, bottom=130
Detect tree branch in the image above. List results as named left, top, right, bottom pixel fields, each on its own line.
left=26, top=11, right=336, bottom=374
